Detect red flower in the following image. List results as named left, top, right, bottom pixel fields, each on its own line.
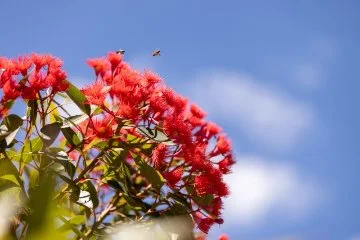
left=0, top=103, right=10, bottom=118
left=151, top=144, right=167, bottom=170
left=87, top=58, right=110, bottom=77
left=194, top=174, right=229, bottom=197
left=82, top=80, right=108, bottom=106
left=210, top=197, right=223, bottom=216
left=13, top=56, right=32, bottom=76
left=31, top=53, right=52, bottom=71
left=2, top=79, right=20, bottom=100
left=164, top=114, right=192, bottom=144
left=163, top=167, right=183, bottom=187
left=204, top=122, right=222, bottom=137
left=90, top=116, right=114, bottom=139
left=21, top=86, right=37, bottom=100
left=218, top=155, right=235, bottom=174
left=28, top=71, right=48, bottom=90
left=143, top=70, right=162, bottom=85
left=218, top=233, right=229, bottom=240
left=190, top=104, right=206, bottom=119
left=198, top=217, right=214, bottom=234
left=163, top=88, right=187, bottom=112
left=214, top=135, right=231, bottom=155
left=107, top=52, right=122, bottom=71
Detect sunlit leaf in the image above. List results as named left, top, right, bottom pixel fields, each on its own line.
left=61, top=114, right=89, bottom=128
left=20, top=137, right=43, bottom=163
left=136, top=127, right=175, bottom=145
left=65, top=81, right=91, bottom=115
left=61, top=127, right=81, bottom=148
left=0, top=158, right=23, bottom=204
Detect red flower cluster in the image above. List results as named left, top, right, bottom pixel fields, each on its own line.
left=0, top=54, right=68, bottom=117
left=78, top=52, right=235, bottom=234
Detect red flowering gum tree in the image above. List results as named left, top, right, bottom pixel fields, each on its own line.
left=0, top=52, right=235, bottom=239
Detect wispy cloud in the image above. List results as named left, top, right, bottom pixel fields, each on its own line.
left=291, top=36, right=338, bottom=89
left=223, top=156, right=321, bottom=226
left=185, top=71, right=314, bottom=150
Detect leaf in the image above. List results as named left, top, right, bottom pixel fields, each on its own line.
left=0, top=158, right=23, bottom=203
left=166, top=203, right=188, bottom=215
left=65, top=81, right=91, bottom=115
left=122, top=194, right=147, bottom=210
left=84, top=137, right=103, bottom=152
left=48, top=101, right=60, bottom=123
left=61, top=127, right=81, bottom=148
left=26, top=173, right=55, bottom=237
left=78, top=180, right=99, bottom=208
left=0, top=114, right=23, bottom=141
left=39, top=122, right=62, bottom=146
left=103, top=179, right=125, bottom=192
left=167, top=192, right=191, bottom=209
left=56, top=215, right=86, bottom=238
left=21, top=137, right=43, bottom=163
left=0, top=127, right=20, bottom=149
left=133, top=155, right=165, bottom=189
left=1, top=114, right=23, bottom=130
left=46, top=150, right=76, bottom=178
left=136, top=127, right=175, bottom=145
left=61, top=114, right=89, bottom=128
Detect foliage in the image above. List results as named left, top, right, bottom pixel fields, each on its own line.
left=0, top=53, right=235, bottom=239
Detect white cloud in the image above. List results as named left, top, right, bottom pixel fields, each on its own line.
left=186, top=71, right=314, bottom=150
left=223, top=156, right=320, bottom=226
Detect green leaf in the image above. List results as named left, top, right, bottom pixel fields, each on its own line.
left=1, top=114, right=23, bottom=131
left=65, top=81, right=91, bottom=115
left=26, top=173, right=55, bottom=237
left=61, top=127, right=81, bottom=148
left=0, top=158, right=23, bottom=203
left=166, top=203, right=188, bottom=215
left=134, top=155, right=165, bottom=189
left=84, top=137, right=103, bottom=151
left=21, top=137, right=43, bottom=163
left=136, top=127, right=175, bottom=145
left=167, top=192, right=191, bottom=209
left=122, top=194, right=148, bottom=210
left=78, top=180, right=99, bottom=208
left=46, top=150, right=76, bottom=179
left=0, top=127, right=20, bottom=149
left=61, top=114, right=89, bottom=128
left=57, top=215, right=86, bottom=238
left=103, top=179, right=125, bottom=192
left=0, top=114, right=23, bottom=143
left=39, top=122, right=62, bottom=146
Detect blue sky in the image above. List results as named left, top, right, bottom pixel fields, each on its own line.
left=1, top=1, right=359, bottom=239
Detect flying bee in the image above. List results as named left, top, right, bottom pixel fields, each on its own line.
left=116, top=49, right=125, bottom=55
left=152, top=49, right=161, bottom=57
